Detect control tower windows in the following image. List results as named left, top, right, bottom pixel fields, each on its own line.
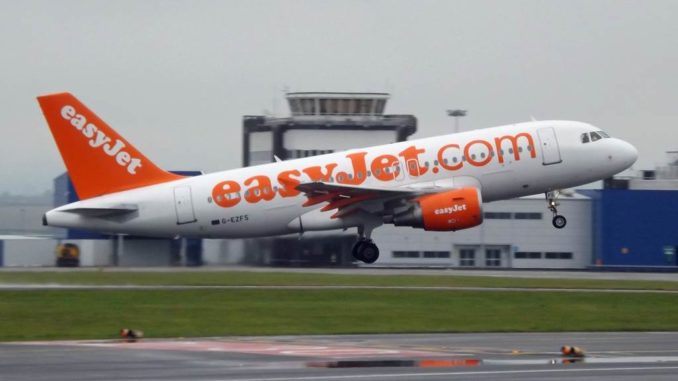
left=337, top=99, right=348, bottom=114
left=359, top=99, right=373, bottom=114
left=289, top=99, right=301, bottom=115
left=301, top=99, right=315, bottom=115
left=285, top=93, right=390, bottom=117
left=286, top=149, right=335, bottom=159
left=376, top=99, right=386, bottom=114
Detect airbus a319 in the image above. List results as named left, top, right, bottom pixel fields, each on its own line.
left=38, top=93, right=638, bottom=263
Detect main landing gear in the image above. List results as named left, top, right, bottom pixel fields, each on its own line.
left=546, top=191, right=567, bottom=229
left=352, top=224, right=380, bottom=264
left=353, top=239, right=380, bottom=264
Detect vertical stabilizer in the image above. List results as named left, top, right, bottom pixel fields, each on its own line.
left=38, top=92, right=184, bottom=199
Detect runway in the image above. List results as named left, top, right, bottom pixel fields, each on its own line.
left=3, top=332, right=678, bottom=380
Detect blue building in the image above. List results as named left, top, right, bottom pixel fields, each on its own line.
left=581, top=178, right=678, bottom=270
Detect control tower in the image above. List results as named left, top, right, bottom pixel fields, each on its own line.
left=242, top=92, right=417, bottom=266
left=243, top=92, right=416, bottom=166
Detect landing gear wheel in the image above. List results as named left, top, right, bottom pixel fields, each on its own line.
left=352, top=240, right=380, bottom=264
left=352, top=241, right=366, bottom=262
left=546, top=191, right=567, bottom=230
left=552, top=215, right=567, bottom=229
left=359, top=242, right=380, bottom=264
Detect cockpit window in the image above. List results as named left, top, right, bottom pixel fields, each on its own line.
left=590, top=131, right=602, bottom=141
left=582, top=130, right=611, bottom=144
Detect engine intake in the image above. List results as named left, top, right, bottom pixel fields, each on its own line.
left=391, top=187, right=483, bottom=231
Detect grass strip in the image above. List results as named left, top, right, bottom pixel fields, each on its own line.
left=0, top=270, right=677, bottom=291
left=1, top=289, right=678, bottom=341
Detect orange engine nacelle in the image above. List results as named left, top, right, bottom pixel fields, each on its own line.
left=391, top=187, right=483, bottom=231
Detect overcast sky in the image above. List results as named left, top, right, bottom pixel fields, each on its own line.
left=1, top=0, right=676, bottom=195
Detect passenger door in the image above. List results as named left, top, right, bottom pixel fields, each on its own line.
left=537, top=127, right=562, bottom=165
left=174, top=186, right=197, bottom=225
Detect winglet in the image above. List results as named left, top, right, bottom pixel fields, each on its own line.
left=37, top=92, right=184, bottom=199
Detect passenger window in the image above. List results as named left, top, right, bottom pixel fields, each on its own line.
left=581, top=133, right=590, bottom=143
left=590, top=132, right=602, bottom=141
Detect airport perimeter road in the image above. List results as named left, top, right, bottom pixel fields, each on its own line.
left=3, top=332, right=678, bottom=381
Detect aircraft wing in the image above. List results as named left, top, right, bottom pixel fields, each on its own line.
left=295, top=177, right=483, bottom=219
left=295, top=181, right=445, bottom=219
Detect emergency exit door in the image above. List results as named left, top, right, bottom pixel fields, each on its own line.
left=174, top=186, right=197, bottom=225
left=537, top=127, right=562, bottom=165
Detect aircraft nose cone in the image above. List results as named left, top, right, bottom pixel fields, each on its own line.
left=616, top=139, right=638, bottom=169
left=623, top=141, right=638, bottom=166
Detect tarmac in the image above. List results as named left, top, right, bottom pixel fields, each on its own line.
left=2, top=267, right=677, bottom=379
left=3, top=332, right=678, bottom=380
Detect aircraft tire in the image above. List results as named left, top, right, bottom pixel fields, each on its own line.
left=359, top=242, right=380, bottom=264
left=552, top=215, right=567, bottom=229
left=352, top=241, right=366, bottom=262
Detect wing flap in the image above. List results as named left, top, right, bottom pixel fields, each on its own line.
left=296, top=182, right=415, bottom=219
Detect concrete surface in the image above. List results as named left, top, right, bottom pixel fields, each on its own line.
left=3, top=332, right=678, bottom=381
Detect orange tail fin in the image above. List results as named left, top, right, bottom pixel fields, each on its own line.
left=37, top=92, right=184, bottom=199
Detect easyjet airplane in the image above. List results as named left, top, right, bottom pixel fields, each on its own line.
left=38, top=93, right=638, bottom=263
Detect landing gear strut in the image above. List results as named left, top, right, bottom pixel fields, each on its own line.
left=352, top=224, right=380, bottom=264
left=546, top=191, right=567, bottom=229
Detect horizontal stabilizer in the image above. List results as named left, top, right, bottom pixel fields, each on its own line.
left=60, top=204, right=138, bottom=217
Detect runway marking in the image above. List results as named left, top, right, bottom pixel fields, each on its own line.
left=2, top=284, right=678, bottom=293
left=60, top=340, right=452, bottom=358
left=213, top=365, right=678, bottom=381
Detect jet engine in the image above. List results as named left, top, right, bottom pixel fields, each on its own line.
left=389, top=187, right=483, bottom=231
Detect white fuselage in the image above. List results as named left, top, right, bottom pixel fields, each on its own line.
left=45, top=120, right=637, bottom=238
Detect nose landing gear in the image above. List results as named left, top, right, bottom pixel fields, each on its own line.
left=546, top=191, right=567, bottom=229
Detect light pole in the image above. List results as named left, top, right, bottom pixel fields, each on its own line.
left=447, top=109, right=467, bottom=133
